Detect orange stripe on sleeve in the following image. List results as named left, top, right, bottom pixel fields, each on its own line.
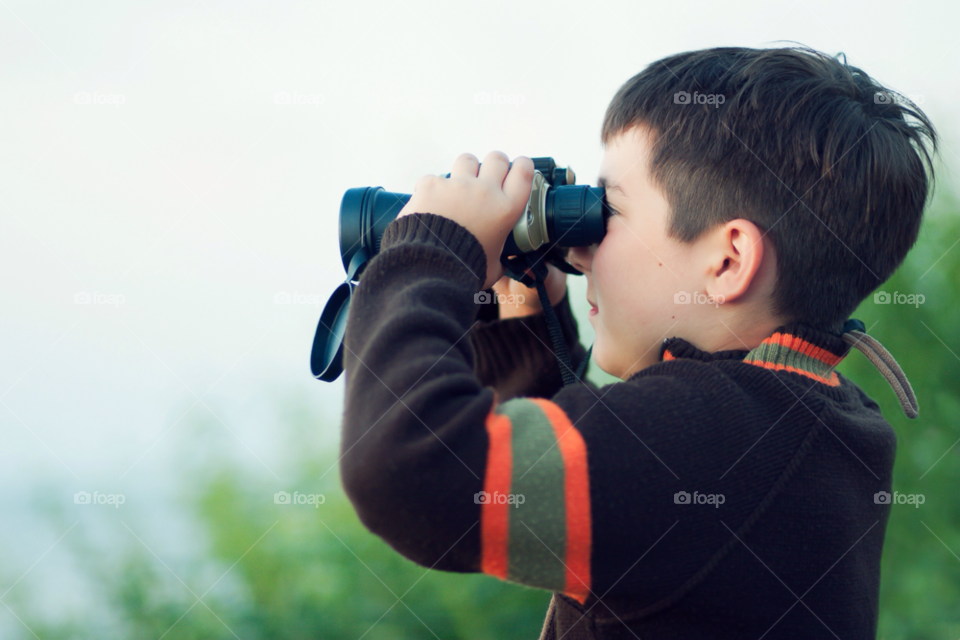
left=481, top=399, right=512, bottom=580
left=531, top=399, right=592, bottom=604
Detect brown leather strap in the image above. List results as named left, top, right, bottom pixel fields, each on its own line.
left=842, top=330, right=919, bottom=418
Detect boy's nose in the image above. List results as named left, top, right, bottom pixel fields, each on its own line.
left=566, top=244, right=596, bottom=274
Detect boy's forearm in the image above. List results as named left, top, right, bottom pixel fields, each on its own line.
left=340, top=212, right=493, bottom=571
left=470, top=293, right=589, bottom=401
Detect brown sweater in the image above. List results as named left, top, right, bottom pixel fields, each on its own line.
left=340, top=212, right=899, bottom=639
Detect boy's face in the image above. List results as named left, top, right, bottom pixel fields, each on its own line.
left=567, top=124, right=753, bottom=380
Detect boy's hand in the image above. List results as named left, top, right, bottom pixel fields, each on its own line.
left=396, top=151, right=535, bottom=290
left=492, top=263, right=568, bottom=319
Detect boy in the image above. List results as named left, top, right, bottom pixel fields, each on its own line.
left=339, top=45, right=936, bottom=638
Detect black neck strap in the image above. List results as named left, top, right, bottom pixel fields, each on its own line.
left=502, top=252, right=590, bottom=387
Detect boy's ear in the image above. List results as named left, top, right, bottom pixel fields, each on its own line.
left=707, top=219, right=767, bottom=303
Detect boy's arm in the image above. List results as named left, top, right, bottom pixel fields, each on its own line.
left=470, top=291, right=591, bottom=401
left=341, top=212, right=755, bottom=606
left=341, top=212, right=596, bottom=600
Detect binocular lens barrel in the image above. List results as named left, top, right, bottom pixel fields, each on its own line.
left=339, top=187, right=411, bottom=274
left=339, top=183, right=607, bottom=274
left=545, top=185, right=607, bottom=249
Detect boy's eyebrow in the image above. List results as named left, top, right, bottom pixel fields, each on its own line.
left=597, top=176, right=625, bottom=197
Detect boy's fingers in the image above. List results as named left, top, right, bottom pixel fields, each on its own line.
left=477, top=150, right=510, bottom=187
left=449, top=153, right=479, bottom=179
left=502, top=156, right=535, bottom=215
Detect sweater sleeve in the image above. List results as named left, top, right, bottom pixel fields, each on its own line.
left=340, top=212, right=789, bottom=609
left=470, top=292, right=590, bottom=402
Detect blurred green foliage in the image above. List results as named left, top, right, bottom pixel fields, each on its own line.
left=4, top=187, right=960, bottom=640
left=9, top=393, right=551, bottom=640
left=842, top=190, right=960, bottom=639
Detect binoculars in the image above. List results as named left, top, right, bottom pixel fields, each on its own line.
left=311, top=157, right=611, bottom=382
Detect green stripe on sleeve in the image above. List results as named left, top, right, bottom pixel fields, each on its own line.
left=496, top=398, right=568, bottom=591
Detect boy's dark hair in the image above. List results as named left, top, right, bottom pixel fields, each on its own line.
left=601, top=45, right=938, bottom=333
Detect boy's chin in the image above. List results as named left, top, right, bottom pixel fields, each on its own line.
left=593, top=335, right=657, bottom=380
left=590, top=337, right=625, bottom=380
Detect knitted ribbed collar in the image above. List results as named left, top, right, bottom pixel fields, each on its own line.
left=658, top=320, right=919, bottom=418
left=660, top=321, right=849, bottom=387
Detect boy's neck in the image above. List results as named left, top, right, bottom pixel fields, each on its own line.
left=685, top=315, right=788, bottom=355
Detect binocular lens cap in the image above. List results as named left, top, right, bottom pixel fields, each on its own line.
left=310, top=281, right=353, bottom=381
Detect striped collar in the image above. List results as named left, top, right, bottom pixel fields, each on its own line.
left=659, top=322, right=852, bottom=387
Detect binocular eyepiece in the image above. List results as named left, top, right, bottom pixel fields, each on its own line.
left=312, top=157, right=611, bottom=382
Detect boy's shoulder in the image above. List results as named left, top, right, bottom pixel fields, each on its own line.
left=586, top=322, right=897, bottom=452
left=634, top=323, right=882, bottom=410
